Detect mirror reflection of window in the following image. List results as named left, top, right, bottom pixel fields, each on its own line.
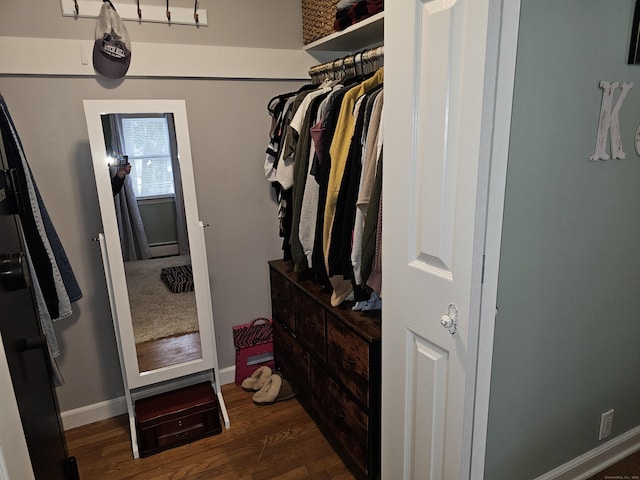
left=119, top=115, right=181, bottom=257
left=120, top=116, right=175, bottom=198
left=104, top=113, right=188, bottom=260
left=100, top=112, right=199, bottom=373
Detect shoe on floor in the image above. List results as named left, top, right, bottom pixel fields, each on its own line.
left=252, top=373, right=297, bottom=405
left=241, top=366, right=272, bottom=392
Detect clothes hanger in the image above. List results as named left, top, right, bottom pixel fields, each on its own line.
left=194, top=0, right=199, bottom=24
left=166, top=0, right=171, bottom=22
left=354, top=51, right=364, bottom=77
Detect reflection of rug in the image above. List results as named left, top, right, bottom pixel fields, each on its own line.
left=124, top=255, right=199, bottom=344
left=160, top=265, right=194, bottom=293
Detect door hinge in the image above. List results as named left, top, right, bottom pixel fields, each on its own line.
left=481, top=254, right=486, bottom=284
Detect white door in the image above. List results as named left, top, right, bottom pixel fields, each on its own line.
left=382, top=0, right=506, bottom=477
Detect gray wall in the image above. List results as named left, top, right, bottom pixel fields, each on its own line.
left=0, top=0, right=304, bottom=412
left=486, top=1, right=640, bottom=477
left=0, top=0, right=301, bottom=49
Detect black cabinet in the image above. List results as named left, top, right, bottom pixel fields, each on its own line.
left=0, top=150, right=78, bottom=479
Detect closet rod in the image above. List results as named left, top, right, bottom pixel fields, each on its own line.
left=308, top=45, right=384, bottom=84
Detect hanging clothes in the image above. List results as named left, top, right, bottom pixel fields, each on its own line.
left=352, top=93, right=383, bottom=291
left=323, top=67, right=384, bottom=306
left=289, top=89, right=332, bottom=272
left=265, top=84, right=318, bottom=260
left=0, top=94, right=82, bottom=384
left=264, top=59, right=384, bottom=308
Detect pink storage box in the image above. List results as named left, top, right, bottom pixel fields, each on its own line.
left=233, top=318, right=275, bottom=385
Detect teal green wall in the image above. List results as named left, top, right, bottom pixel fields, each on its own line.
left=485, top=1, right=640, bottom=477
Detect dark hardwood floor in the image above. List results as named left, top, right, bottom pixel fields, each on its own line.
left=136, top=332, right=202, bottom=372
left=65, top=379, right=639, bottom=479
left=65, top=383, right=356, bottom=480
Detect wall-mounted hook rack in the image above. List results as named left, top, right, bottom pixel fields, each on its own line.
left=60, top=0, right=207, bottom=26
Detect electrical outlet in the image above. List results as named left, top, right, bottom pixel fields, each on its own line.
left=599, top=409, right=614, bottom=440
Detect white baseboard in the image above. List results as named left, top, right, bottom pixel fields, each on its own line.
left=60, top=397, right=128, bottom=431
left=535, top=425, right=640, bottom=480
left=218, top=365, right=236, bottom=387
left=61, top=364, right=237, bottom=431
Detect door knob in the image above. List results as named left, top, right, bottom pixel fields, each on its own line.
left=440, top=304, right=458, bottom=334
left=0, top=252, right=30, bottom=291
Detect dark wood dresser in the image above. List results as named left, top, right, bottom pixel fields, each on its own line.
left=268, top=259, right=381, bottom=479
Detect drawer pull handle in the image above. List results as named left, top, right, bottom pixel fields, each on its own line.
left=174, top=432, right=189, bottom=439
left=333, top=411, right=345, bottom=420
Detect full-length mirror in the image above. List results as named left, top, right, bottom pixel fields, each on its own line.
left=102, top=112, right=201, bottom=374
left=84, top=100, right=218, bottom=390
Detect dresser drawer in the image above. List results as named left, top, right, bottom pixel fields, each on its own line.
left=156, top=412, right=208, bottom=449
left=295, top=290, right=326, bottom=362
left=326, top=312, right=371, bottom=408
left=156, top=411, right=205, bottom=438
left=311, top=364, right=369, bottom=475
left=270, top=268, right=295, bottom=331
left=273, top=319, right=310, bottom=401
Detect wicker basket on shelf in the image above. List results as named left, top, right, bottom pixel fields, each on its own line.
left=302, top=0, right=339, bottom=45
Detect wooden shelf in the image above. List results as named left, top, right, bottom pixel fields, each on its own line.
left=303, top=12, right=383, bottom=53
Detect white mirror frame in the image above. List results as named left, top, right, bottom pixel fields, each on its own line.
left=84, top=99, right=218, bottom=391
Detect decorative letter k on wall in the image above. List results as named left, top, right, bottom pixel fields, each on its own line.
left=590, top=81, right=633, bottom=161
